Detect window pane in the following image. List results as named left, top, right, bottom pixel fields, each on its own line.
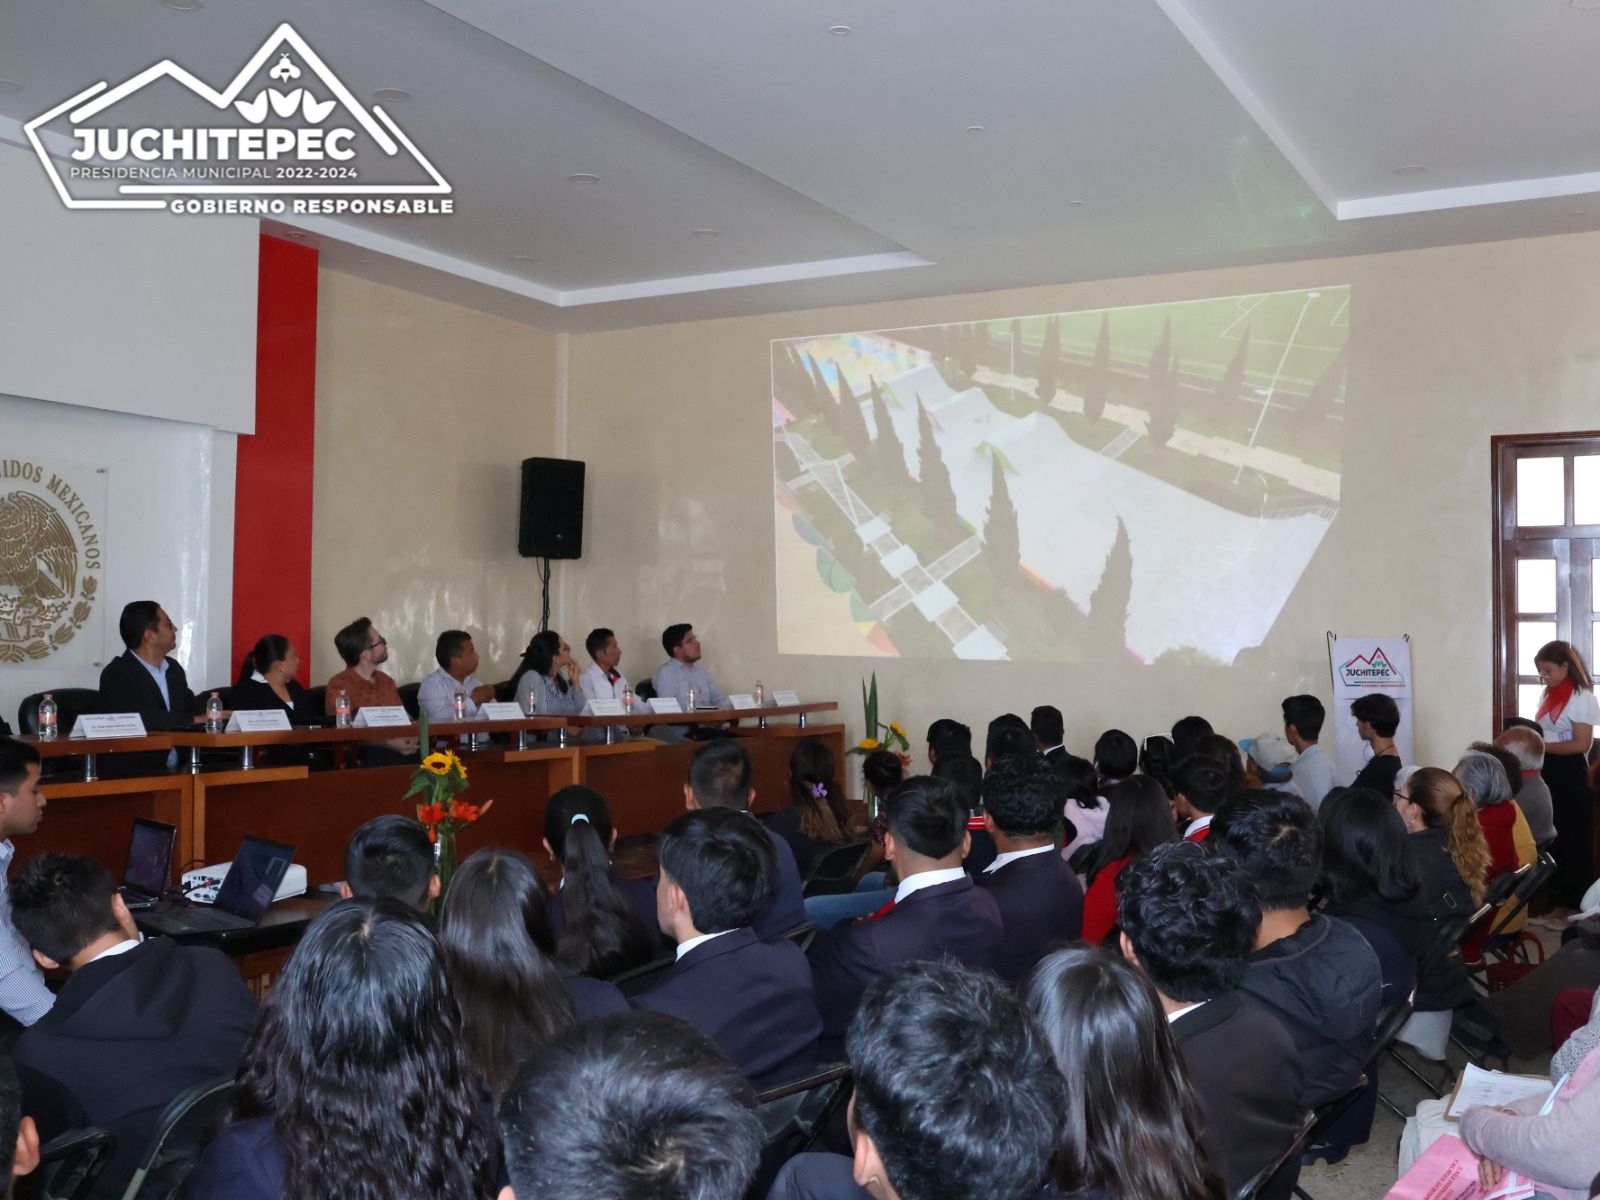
left=1520, top=620, right=1557, bottom=675
left=1577, top=456, right=1600, bottom=524
left=1519, top=683, right=1545, bottom=719
left=1594, top=561, right=1600, bottom=612
left=1517, top=457, right=1565, bottom=526
left=1517, top=558, right=1557, bottom=614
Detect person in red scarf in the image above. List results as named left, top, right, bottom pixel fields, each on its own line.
left=1534, top=640, right=1599, bottom=914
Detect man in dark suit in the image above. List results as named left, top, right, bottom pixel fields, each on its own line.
left=1030, top=704, right=1067, bottom=766
left=635, top=808, right=821, bottom=1088
left=683, top=739, right=806, bottom=939
left=11, top=854, right=258, bottom=1199
left=975, top=752, right=1083, bottom=982
left=1118, top=841, right=1304, bottom=1195
left=812, top=776, right=1005, bottom=1045
left=97, top=601, right=202, bottom=730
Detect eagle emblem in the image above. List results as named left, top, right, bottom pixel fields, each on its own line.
left=0, top=484, right=97, bottom=662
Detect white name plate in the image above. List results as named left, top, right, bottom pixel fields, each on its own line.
left=70, top=713, right=148, bottom=739
left=771, top=690, right=801, bottom=706
left=589, top=698, right=627, bottom=716
left=728, top=694, right=758, bottom=711
left=225, top=709, right=293, bottom=733
left=353, top=705, right=411, bottom=728
left=478, top=702, right=525, bottom=721
left=649, top=697, right=684, bottom=714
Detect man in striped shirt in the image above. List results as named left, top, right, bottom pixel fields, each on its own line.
left=0, top=740, right=52, bottom=1029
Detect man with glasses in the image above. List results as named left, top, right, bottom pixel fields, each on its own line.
left=327, top=617, right=417, bottom=762
left=652, top=624, right=727, bottom=713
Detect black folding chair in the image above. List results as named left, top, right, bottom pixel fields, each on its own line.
left=21, top=1127, right=116, bottom=1200
left=119, top=1076, right=235, bottom=1200
left=778, top=922, right=818, bottom=954
left=1483, top=850, right=1557, bottom=955
left=1387, top=906, right=1488, bottom=1096
left=1288, top=1074, right=1371, bottom=1200
left=751, top=1065, right=853, bottom=1197
left=607, top=953, right=677, bottom=997
left=1233, top=1110, right=1315, bottom=1200
left=802, top=842, right=870, bottom=897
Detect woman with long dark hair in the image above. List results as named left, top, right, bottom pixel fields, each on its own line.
left=1059, top=752, right=1108, bottom=862
left=440, top=849, right=626, bottom=1096
left=766, top=737, right=851, bottom=879
left=1080, top=776, right=1176, bottom=944
left=542, top=785, right=660, bottom=978
left=1024, top=946, right=1226, bottom=1200
left=511, top=630, right=585, bottom=718
left=183, top=898, right=500, bottom=1200
left=1533, top=639, right=1599, bottom=912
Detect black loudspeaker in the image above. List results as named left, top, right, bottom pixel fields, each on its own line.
left=518, top=457, right=585, bottom=559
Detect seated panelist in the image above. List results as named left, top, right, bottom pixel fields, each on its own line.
left=232, top=635, right=318, bottom=724
left=324, top=617, right=417, bottom=760
left=652, top=624, right=726, bottom=711
left=98, top=600, right=202, bottom=729
left=417, top=629, right=496, bottom=723
left=512, top=631, right=585, bottom=718
left=579, top=627, right=631, bottom=707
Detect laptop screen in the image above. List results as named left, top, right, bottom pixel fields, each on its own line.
left=214, top=837, right=296, bottom=921
left=123, top=818, right=176, bottom=898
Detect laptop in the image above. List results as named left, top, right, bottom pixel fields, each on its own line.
left=140, top=836, right=297, bottom=937
left=118, top=818, right=176, bottom=910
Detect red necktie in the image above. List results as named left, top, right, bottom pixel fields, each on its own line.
left=864, top=898, right=896, bottom=922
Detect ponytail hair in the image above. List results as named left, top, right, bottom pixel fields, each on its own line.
left=236, top=633, right=291, bottom=687
left=1408, top=766, right=1491, bottom=904
left=788, top=737, right=848, bottom=842
left=543, top=786, right=654, bottom=978
left=1535, top=639, right=1593, bottom=692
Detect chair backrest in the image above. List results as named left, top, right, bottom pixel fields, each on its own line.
left=778, top=922, right=817, bottom=954
left=802, top=841, right=870, bottom=895
left=1365, top=992, right=1417, bottom=1069
left=301, top=685, right=327, bottom=722
left=27, top=1127, right=116, bottom=1200
left=397, top=682, right=421, bottom=718
left=1482, top=862, right=1530, bottom=910
left=634, top=679, right=657, bottom=702
left=1301, top=1072, right=1370, bottom=1154
left=1487, top=857, right=1558, bottom=942
left=1231, top=1109, right=1315, bottom=1200
left=17, top=688, right=101, bottom=736
left=119, top=1076, right=235, bottom=1200
left=754, top=1064, right=853, bottom=1176
left=607, top=953, right=677, bottom=998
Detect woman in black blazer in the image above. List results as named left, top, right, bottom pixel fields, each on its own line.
left=232, top=634, right=319, bottom=725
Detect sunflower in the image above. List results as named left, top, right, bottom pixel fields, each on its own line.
left=421, top=753, right=451, bottom=776
left=858, top=737, right=879, bottom=750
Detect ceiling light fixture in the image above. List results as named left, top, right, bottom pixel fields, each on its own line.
left=692, top=228, right=720, bottom=238
left=1393, top=163, right=1428, bottom=176
left=1572, top=0, right=1600, bottom=10
left=510, top=254, right=538, bottom=261
left=965, top=124, right=986, bottom=134
left=159, top=0, right=204, bottom=11
left=0, top=79, right=22, bottom=94
left=373, top=88, right=412, bottom=104
left=828, top=25, right=852, bottom=36
left=1067, top=199, right=1085, bottom=207
left=567, top=172, right=599, bottom=184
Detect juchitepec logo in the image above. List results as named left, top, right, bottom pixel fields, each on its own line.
left=1339, top=647, right=1404, bottom=688
left=24, top=23, right=451, bottom=216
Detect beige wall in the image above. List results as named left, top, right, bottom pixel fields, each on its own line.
left=311, top=270, right=559, bottom=686
left=559, top=232, right=1600, bottom=771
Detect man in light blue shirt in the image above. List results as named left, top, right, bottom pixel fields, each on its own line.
left=0, top=740, right=54, bottom=1026
left=652, top=624, right=726, bottom=711
left=418, top=629, right=496, bottom=724
left=1282, top=694, right=1334, bottom=810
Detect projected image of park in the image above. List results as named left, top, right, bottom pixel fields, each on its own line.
left=772, top=286, right=1348, bottom=663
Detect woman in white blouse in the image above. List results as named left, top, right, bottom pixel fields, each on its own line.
left=1533, top=640, right=1599, bottom=914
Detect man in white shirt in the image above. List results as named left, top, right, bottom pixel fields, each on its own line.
left=417, top=629, right=496, bottom=724
left=1282, top=694, right=1334, bottom=810
left=0, top=741, right=52, bottom=1027
left=579, top=627, right=631, bottom=707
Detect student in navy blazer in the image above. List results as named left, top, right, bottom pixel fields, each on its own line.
left=634, top=808, right=821, bottom=1089
left=975, top=753, right=1085, bottom=982
left=812, top=776, right=1005, bottom=1045
left=683, top=740, right=807, bottom=939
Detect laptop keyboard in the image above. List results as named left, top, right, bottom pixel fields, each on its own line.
left=144, top=906, right=253, bottom=933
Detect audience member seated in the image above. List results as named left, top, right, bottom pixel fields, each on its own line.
left=1457, top=747, right=1537, bottom=961
left=1080, top=775, right=1176, bottom=945
left=1211, top=790, right=1383, bottom=1108
left=13, top=854, right=257, bottom=1200
left=0, top=740, right=52, bottom=1027
left=1240, top=732, right=1301, bottom=795
left=770, top=960, right=1064, bottom=1200
left=1191, top=731, right=1248, bottom=795
left=684, top=740, right=806, bottom=939
left=0, top=1058, right=39, bottom=1199
left=1485, top=909, right=1600, bottom=1060
left=635, top=808, right=821, bottom=1088
left=497, top=1011, right=762, bottom=1200
left=440, top=849, right=625, bottom=1097
left=805, top=750, right=903, bottom=931
left=1393, top=766, right=1491, bottom=911
left=338, top=814, right=439, bottom=909
left=652, top=623, right=726, bottom=711
left=1031, top=703, right=1067, bottom=765
left=1064, top=731, right=1131, bottom=862
left=183, top=899, right=500, bottom=1200
left=983, top=715, right=1037, bottom=766
left=542, top=786, right=660, bottom=977
left=1117, top=843, right=1303, bottom=1194
left=766, top=737, right=852, bottom=881
left=1056, top=751, right=1101, bottom=861
left=1283, top=694, right=1334, bottom=810
left=1172, top=754, right=1229, bottom=843
left=98, top=600, right=201, bottom=730
left=1025, top=946, right=1227, bottom=1200
left=231, top=634, right=317, bottom=723
left=935, top=753, right=995, bottom=874
left=1171, top=714, right=1215, bottom=760
left=975, top=752, right=1083, bottom=982
left=812, top=776, right=1004, bottom=1046
left=325, top=617, right=417, bottom=763
left=510, top=630, right=586, bottom=719
left=1138, top=733, right=1177, bottom=799
left=1495, top=722, right=1558, bottom=850
left=578, top=627, right=631, bottom=707
left=924, top=718, right=972, bottom=768
left=1349, top=693, right=1403, bottom=795
left=417, top=628, right=495, bottom=723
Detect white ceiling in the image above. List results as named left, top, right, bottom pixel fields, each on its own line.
left=1, top=0, right=1597, bottom=331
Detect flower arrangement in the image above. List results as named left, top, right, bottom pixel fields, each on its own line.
left=404, top=712, right=492, bottom=898
left=847, top=673, right=911, bottom=769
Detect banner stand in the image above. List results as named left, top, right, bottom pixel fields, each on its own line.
left=1328, top=632, right=1415, bottom=785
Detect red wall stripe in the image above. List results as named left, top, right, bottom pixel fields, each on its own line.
left=232, top=234, right=318, bottom=687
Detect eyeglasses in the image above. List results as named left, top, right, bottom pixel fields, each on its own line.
left=368, top=637, right=387, bottom=649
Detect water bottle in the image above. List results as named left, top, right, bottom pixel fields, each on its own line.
left=36, top=693, right=57, bottom=741
left=205, top=692, right=223, bottom=733
left=452, top=691, right=467, bottom=722
left=622, top=685, right=634, bottom=713
left=687, top=686, right=698, bottom=711
left=334, top=691, right=352, bottom=728
left=754, top=680, right=765, bottom=707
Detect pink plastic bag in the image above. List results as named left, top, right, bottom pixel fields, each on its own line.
left=1383, top=1133, right=1534, bottom=1200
